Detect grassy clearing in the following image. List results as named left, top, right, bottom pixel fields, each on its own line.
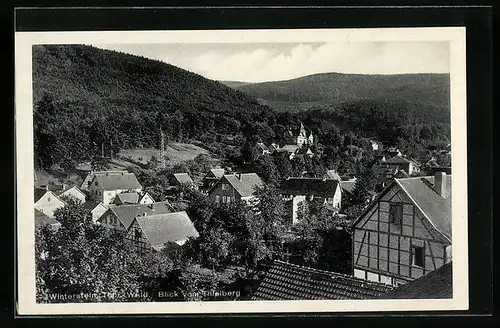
left=118, top=143, right=210, bottom=166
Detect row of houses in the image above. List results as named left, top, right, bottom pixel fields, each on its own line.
left=34, top=170, right=200, bottom=253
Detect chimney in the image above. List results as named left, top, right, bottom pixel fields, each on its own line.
left=238, top=173, right=242, bottom=180
left=434, top=172, right=447, bottom=197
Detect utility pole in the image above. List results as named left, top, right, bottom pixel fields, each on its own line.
left=160, top=128, right=166, bottom=169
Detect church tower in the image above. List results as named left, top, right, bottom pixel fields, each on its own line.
left=296, top=122, right=307, bottom=148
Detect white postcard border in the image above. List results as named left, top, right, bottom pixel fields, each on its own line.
left=15, top=27, right=468, bottom=315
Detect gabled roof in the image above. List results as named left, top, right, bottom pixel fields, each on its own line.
left=353, top=175, right=452, bottom=242
left=325, top=170, right=342, bottom=181
left=207, top=168, right=225, bottom=179
left=252, top=261, right=394, bottom=300
left=115, top=192, right=140, bottom=205
left=218, top=173, right=265, bottom=198
left=396, top=176, right=452, bottom=241
left=82, top=201, right=107, bottom=212
left=35, top=209, right=61, bottom=228
left=59, top=185, right=86, bottom=198
left=105, top=201, right=174, bottom=229
left=281, top=178, right=339, bottom=197
left=378, top=262, right=452, bottom=299
left=172, top=173, right=194, bottom=185
left=134, top=211, right=199, bottom=248
left=92, top=172, right=142, bottom=190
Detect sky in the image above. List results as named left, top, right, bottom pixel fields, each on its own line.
left=92, top=42, right=450, bottom=83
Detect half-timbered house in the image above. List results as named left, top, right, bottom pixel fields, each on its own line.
left=98, top=201, right=174, bottom=231
left=208, top=173, right=264, bottom=204
left=352, top=172, right=452, bottom=287
left=88, top=171, right=143, bottom=205
left=126, top=211, right=199, bottom=253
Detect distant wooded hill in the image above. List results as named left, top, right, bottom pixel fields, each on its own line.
left=226, top=72, right=450, bottom=114
left=33, top=44, right=450, bottom=171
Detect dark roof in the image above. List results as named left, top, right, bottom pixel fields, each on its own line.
left=35, top=209, right=61, bottom=228
left=281, top=178, right=339, bottom=197
left=106, top=201, right=174, bottom=229
left=172, top=173, right=194, bottom=185
left=372, top=164, right=399, bottom=176
left=135, top=211, right=199, bottom=247
left=217, top=173, right=264, bottom=198
left=252, top=261, right=394, bottom=300
left=115, top=192, right=140, bottom=204
left=394, top=169, right=410, bottom=178
left=396, top=176, right=452, bottom=241
left=82, top=200, right=100, bottom=210
left=93, top=172, right=142, bottom=190
left=378, top=262, right=452, bottom=299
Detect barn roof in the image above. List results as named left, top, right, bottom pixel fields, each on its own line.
left=281, top=178, right=339, bottom=197
left=106, top=201, right=173, bottom=229
left=93, top=172, right=142, bottom=190
left=252, top=261, right=394, bottom=300
left=135, top=211, right=199, bottom=248
left=378, top=262, right=452, bottom=299
left=279, top=145, right=299, bottom=153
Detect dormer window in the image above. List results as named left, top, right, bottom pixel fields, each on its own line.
left=389, top=203, right=403, bottom=225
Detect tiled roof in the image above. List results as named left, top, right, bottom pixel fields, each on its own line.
left=35, top=209, right=61, bottom=228
left=135, top=211, right=199, bottom=248
left=396, top=175, right=452, bottom=241
left=252, top=261, right=394, bottom=300
left=222, top=173, right=264, bottom=198
left=115, top=192, right=140, bottom=204
left=107, top=201, right=174, bottom=229
left=378, top=262, right=452, bottom=299
left=93, top=172, right=142, bottom=190
left=172, top=173, right=194, bottom=185
left=281, top=178, right=339, bottom=197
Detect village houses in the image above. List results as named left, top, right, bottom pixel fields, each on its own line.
left=208, top=172, right=264, bottom=204
left=280, top=177, right=342, bottom=225
left=98, top=201, right=174, bottom=231
left=34, top=187, right=65, bottom=218
left=351, top=172, right=452, bottom=287
left=126, top=211, right=199, bottom=253
left=87, top=171, right=143, bottom=205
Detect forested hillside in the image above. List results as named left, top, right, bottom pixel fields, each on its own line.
left=233, top=72, right=450, bottom=112
left=33, top=45, right=450, bottom=172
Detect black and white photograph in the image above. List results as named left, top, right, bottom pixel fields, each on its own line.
left=15, top=27, right=468, bottom=315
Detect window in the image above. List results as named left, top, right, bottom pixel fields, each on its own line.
left=221, top=183, right=229, bottom=191
left=389, top=203, right=403, bottom=225
left=47, top=196, right=51, bottom=201
left=411, top=245, right=424, bottom=267
left=134, top=229, right=141, bottom=240
left=215, top=195, right=220, bottom=203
